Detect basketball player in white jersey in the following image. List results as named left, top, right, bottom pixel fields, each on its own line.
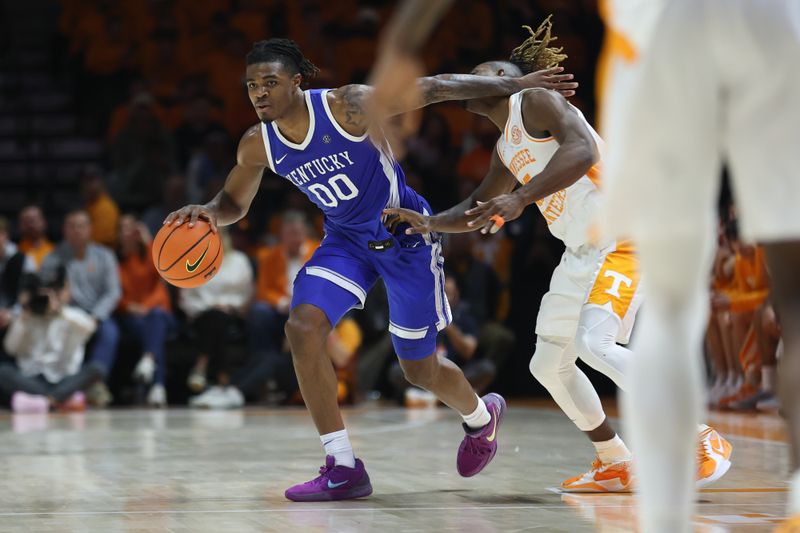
left=385, top=17, right=732, bottom=493
left=599, top=0, right=800, bottom=531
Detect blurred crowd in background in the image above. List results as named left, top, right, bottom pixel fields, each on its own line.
left=0, top=0, right=782, bottom=413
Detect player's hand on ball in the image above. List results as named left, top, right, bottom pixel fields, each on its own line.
left=383, top=207, right=433, bottom=235
left=164, top=205, right=218, bottom=233
left=518, top=67, right=578, bottom=98
left=465, top=195, right=526, bottom=234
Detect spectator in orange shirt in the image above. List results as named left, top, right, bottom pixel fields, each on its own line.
left=80, top=165, right=120, bottom=249
left=249, top=210, right=319, bottom=358
left=115, top=215, right=174, bottom=407
left=17, top=206, right=54, bottom=270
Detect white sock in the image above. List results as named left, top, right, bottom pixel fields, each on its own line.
left=593, top=434, right=632, bottom=464
left=320, top=429, right=355, bottom=468
left=761, top=365, right=777, bottom=393
left=790, top=469, right=800, bottom=515
left=462, top=395, right=491, bottom=429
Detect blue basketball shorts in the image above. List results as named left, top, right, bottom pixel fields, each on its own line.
left=291, top=232, right=451, bottom=360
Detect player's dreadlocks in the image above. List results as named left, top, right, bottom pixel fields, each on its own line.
left=246, top=38, right=319, bottom=79
left=509, top=15, right=568, bottom=73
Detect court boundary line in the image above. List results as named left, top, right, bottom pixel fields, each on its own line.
left=0, top=502, right=787, bottom=517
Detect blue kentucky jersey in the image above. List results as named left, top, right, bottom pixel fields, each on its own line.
left=260, top=89, right=430, bottom=245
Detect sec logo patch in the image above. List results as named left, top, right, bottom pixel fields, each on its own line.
left=511, top=125, right=522, bottom=145
left=322, top=134, right=332, bottom=144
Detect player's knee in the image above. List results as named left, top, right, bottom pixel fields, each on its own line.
left=400, top=357, right=437, bottom=389
left=529, top=337, right=572, bottom=388
left=529, top=350, right=558, bottom=388
left=284, top=306, right=329, bottom=349
left=575, top=325, right=606, bottom=366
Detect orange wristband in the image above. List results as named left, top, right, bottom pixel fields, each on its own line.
left=489, top=214, right=506, bottom=229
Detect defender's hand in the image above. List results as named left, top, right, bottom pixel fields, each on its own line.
left=383, top=207, right=434, bottom=235
left=517, top=67, right=578, bottom=98
left=163, top=205, right=218, bottom=233
left=465, top=195, right=526, bottom=234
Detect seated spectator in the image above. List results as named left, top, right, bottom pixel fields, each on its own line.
left=116, top=215, right=174, bottom=407
left=80, top=165, right=120, bottom=249
left=443, top=232, right=501, bottom=323
left=354, top=281, right=394, bottom=398
left=707, top=221, right=738, bottom=406
left=388, top=278, right=513, bottom=404
left=711, top=241, right=772, bottom=410
left=41, top=210, right=121, bottom=407
left=456, top=115, right=498, bottom=185
left=108, top=93, right=177, bottom=211
left=0, top=269, right=99, bottom=413
left=174, top=96, right=227, bottom=170
left=0, top=217, right=35, bottom=339
left=327, top=315, right=363, bottom=405
left=249, top=210, right=318, bottom=360
left=107, top=82, right=171, bottom=142
left=181, top=229, right=253, bottom=408
left=17, top=205, right=54, bottom=270
left=186, top=131, right=235, bottom=204
left=140, top=175, right=189, bottom=237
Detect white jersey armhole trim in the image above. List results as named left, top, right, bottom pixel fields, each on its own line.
left=321, top=89, right=369, bottom=142
left=271, top=90, right=316, bottom=150
left=259, top=123, right=277, bottom=173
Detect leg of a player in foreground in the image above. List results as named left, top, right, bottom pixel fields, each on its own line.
left=602, top=1, right=720, bottom=529
left=766, top=244, right=800, bottom=530
left=604, top=0, right=800, bottom=529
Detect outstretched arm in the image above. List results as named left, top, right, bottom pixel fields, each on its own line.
left=328, top=69, right=577, bottom=136
left=466, top=88, right=600, bottom=233
left=164, top=126, right=268, bottom=231
left=384, top=149, right=518, bottom=234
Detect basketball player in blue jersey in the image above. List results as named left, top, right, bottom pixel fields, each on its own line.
left=165, top=38, right=576, bottom=502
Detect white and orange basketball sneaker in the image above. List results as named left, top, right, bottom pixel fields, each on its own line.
left=561, top=457, right=634, bottom=493
left=775, top=516, right=800, bottom=532
left=696, top=425, right=733, bottom=488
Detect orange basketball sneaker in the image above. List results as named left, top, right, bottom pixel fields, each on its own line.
left=696, top=425, right=733, bottom=487
left=562, top=425, right=732, bottom=493
left=561, top=457, right=634, bottom=493
left=775, top=516, right=800, bottom=532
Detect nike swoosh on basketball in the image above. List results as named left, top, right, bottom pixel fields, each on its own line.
left=186, top=245, right=209, bottom=272
left=276, top=154, right=287, bottom=164
left=327, top=479, right=348, bottom=489
left=486, top=411, right=498, bottom=442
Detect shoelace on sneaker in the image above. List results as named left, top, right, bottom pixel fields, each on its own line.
left=697, top=431, right=712, bottom=464
left=464, top=435, right=491, bottom=456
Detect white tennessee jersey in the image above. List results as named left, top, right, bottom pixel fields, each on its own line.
left=496, top=89, right=608, bottom=250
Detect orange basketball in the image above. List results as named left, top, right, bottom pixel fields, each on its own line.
left=152, top=221, right=223, bottom=288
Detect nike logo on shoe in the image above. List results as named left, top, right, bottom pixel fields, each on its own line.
left=327, top=479, right=349, bottom=489
left=486, top=410, right=498, bottom=442
left=276, top=154, right=287, bottom=164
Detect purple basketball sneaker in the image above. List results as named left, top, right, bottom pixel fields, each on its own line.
left=285, top=456, right=373, bottom=502
left=457, top=393, right=506, bottom=477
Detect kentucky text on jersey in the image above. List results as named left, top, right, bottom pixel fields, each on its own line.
left=286, top=151, right=355, bottom=186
